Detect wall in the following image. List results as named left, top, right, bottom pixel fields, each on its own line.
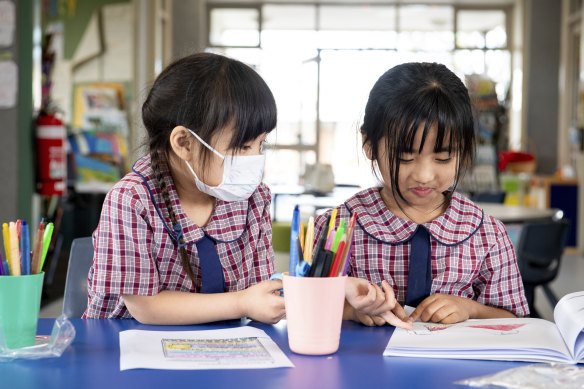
left=524, top=0, right=562, bottom=174
left=0, top=0, right=34, bottom=224
left=50, top=0, right=128, bottom=60
left=172, top=0, right=205, bottom=60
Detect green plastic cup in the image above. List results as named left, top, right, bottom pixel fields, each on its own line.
left=0, top=273, right=44, bottom=349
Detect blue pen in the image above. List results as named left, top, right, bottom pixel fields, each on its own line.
left=21, top=220, right=31, bottom=275
left=289, top=205, right=300, bottom=276
left=295, top=260, right=311, bottom=277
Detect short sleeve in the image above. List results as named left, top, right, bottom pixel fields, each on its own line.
left=85, top=185, right=160, bottom=318
left=250, top=184, right=275, bottom=281
left=474, top=220, right=530, bottom=317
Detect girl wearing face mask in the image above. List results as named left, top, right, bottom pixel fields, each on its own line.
left=84, top=53, right=285, bottom=324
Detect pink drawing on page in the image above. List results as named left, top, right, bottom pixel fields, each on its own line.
left=467, top=323, right=527, bottom=335
left=467, top=324, right=526, bottom=331
left=410, top=322, right=527, bottom=336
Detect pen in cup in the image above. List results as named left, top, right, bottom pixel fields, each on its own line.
left=20, top=221, right=31, bottom=275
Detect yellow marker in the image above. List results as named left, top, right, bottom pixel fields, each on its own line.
left=328, top=208, right=338, bottom=236
left=9, top=222, right=20, bottom=276
left=304, top=216, right=314, bottom=263
left=2, top=223, right=11, bottom=273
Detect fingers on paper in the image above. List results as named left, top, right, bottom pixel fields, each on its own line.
left=380, top=310, right=412, bottom=330
left=408, top=295, right=464, bottom=324
left=391, top=302, right=409, bottom=323
left=355, top=312, right=385, bottom=327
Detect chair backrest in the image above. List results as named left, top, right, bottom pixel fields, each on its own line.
left=471, top=191, right=506, bottom=204
left=62, top=237, right=94, bottom=318
left=516, top=219, right=570, bottom=285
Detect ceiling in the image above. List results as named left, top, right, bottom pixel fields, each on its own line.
left=207, top=0, right=516, bottom=6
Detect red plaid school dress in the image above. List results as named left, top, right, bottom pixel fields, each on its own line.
left=314, top=187, right=529, bottom=317
left=84, top=156, right=274, bottom=319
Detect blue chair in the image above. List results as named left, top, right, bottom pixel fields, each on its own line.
left=62, top=237, right=94, bottom=318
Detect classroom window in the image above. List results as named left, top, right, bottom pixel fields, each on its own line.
left=456, top=9, right=507, bottom=49
left=207, top=3, right=513, bottom=190
left=208, top=7, right=260, bottom=47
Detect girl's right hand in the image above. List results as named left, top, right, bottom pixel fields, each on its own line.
left=239, top=280, right=286, bottom=324
left=345, top=277, right=412, bottom=329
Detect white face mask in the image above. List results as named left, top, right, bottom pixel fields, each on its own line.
left=184, top=129, right=265, bottom=202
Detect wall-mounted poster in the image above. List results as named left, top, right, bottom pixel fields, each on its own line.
left=0, top=1, right=15, bottom=47
left=0, top=60, right=16, bottom=107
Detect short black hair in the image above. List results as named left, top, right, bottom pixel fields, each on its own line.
left=143, top=52, right=277, bottom=163
left=361, top=62, right=475, bottom=204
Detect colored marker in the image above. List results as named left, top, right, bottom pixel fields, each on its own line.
left=39, top=222, right=54, bottom=273
left=31, top=221, right=45, bottom=274
left=304, top=216, right=314, bottom=263
left=289, top=206, right=300, bottom=276
left=2, top=223, right=11, bottom=274
left=9, top=222, right=20, bottom=275
left=328, top=208, right=337, bottom=236
left=20, top=220, right=31, bottom=275
left=331, top=219, right=346, bottom=252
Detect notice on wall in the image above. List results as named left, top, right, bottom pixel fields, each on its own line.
left=0, top=1, right=15, bottom=47
left=0, top=60, right=17, bottom=108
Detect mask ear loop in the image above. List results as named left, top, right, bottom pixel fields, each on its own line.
left=187, top=128, right=225, bottom=160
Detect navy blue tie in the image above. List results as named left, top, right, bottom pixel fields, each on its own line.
left=405, top=226, right=432, bottom=307
left=195, top=234, right=225, bottom=293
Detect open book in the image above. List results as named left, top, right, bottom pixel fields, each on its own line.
left=384, top=291, right=584, bottom=364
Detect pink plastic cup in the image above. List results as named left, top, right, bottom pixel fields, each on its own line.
left=283, top=275, right=346, bottom=355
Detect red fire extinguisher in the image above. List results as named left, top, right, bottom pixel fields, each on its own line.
left=36, top=113, right=66, bottom=196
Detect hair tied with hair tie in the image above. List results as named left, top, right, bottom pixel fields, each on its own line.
left=173, top=223, right=187, bottom=247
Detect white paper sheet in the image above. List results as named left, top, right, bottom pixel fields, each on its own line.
left=119, top=326, right=294, bottom=371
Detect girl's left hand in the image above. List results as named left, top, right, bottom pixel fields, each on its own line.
left=408, top=294, right=476, bottom=324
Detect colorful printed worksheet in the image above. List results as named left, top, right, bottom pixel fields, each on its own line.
left=120, top=327, right=294, bottom=370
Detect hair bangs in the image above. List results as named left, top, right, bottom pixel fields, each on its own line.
left=228, top=65, right=277, bottom=150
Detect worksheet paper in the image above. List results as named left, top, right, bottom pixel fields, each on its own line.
left=119, top=327, right=294, bottom=371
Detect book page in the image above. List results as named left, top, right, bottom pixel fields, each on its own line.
left=553, top=291, right=584, bottom=361
left=119, top=327, right=294, bottom=371
left=385, top=317, right=573, bottom=363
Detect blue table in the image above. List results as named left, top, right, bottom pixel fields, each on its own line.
left=1, top=318, right=527, bottom=389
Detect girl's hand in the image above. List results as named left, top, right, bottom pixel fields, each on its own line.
left=354, top=311, right=388, bottom=327
left=380, top=305, right=413, bottom=330
left=239, top=280, right=286, bottom=324
left=345, top=278, right=396, bottom=316
left=408, top=294, right=475, bottom=324
left=345, top=278, right=412, bottom=329
left=345, top=302, right=412, bottom=329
